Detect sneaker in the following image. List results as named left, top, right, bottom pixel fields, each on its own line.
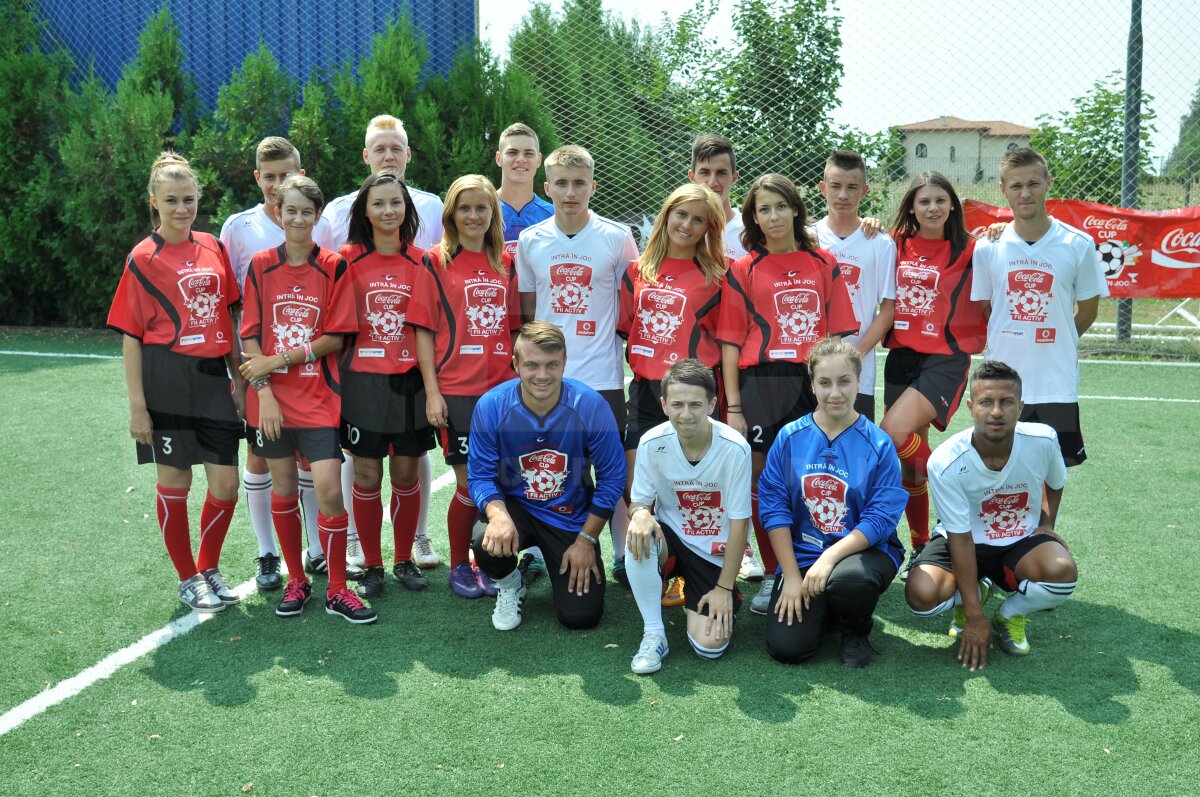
left=839, top=633, right=875, bottom=668
left=661, top=576, right=686, bottom=608
left=179, top=573, right=224, bottom=613
left=276, top=579, right=312, bottom=617
left=612, top=557, right=629, bottom=589
left=356, top=566, right=385, bottom=599
left=517, top=553, right=544, bottom=587
left=200, top=567, right=240, bottom=606
left=898, top=544, right=925, bottom=582
left=949, top=579, right=993, bottom=638
left=326, top=587, right=378, bottom=624
left=345, top=535, right=365, bottom=580
left=449, top=562, right=484, bottom=599
left=992, top=611, right=1031, bottom=656
left=413, top=534, right=441, bottom=569
left=630, top=632, right=670, bottom=675
left=392, top=560, right=428, bottom=592
left=739, top=550, right=764, bottom=581
left=492, top=583, right=528, bottom=631
left=303, top=550, right=327, bottom=575
left=255, top=553, right=282, bottom=591
left=475, top=566, right=499, bottom=597
left=749, top=576, right=775, bottom=615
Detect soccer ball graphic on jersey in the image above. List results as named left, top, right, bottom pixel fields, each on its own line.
left=519, top=449, right=569, bottom=501
left=896, top=282, right=937, bottom=314
left=1096, top=240, right=1141, bottom=279
left=978, top=491, right=1030, bottom=540
left=271, top=320, right=313, bottom=352
left=675, top=489, right=725, bottom=535
left=802, top=473, right=848, bottom=535
left=777, top=307, right=819, bottom=339
left=178, top=273, right=222, bottom=328
left=366, top=309, right=406, bottom=339
left=466, top=301, right=506, bottom=333
left=637, top=307, right=684, bottom=342
left=551, top=280, right=592, bottom=311
left=1005, top=285, right=1052, bottom=319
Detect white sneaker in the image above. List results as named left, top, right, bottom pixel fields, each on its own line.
left=492, top=583, right=528, bottom=631
left=179, top=573, right=224, bottom=613
left=200, top=567, right=240, bottom=605
left=631, top=632, right=669, bottom=675
left=749, top=576, right=775, bottom=615
left=346, top=534, right=365, bottom=569
left=740, top=550, right=764, bottom=581
left=413, top=534, right=441, bottom=569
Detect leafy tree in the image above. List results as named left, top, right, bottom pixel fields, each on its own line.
left=1164, top=79, right=1200, bottom=180
left=123, top=4, right=200, bottom=134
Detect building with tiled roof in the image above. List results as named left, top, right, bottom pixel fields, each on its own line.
left=896, top=116, right=1032, bottom=183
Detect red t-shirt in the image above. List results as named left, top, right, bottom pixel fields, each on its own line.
left=618, top=257, right=724, bottom=379
left=240, top=244, right=357, bottom=429
left=716, top=247, right=858, bottom=368
left=338, top=242, right=430, bottom=375
left=884, top=236, right=986, bottom=355
left=107, top=231, right=240, bottom=358
left=408, top=247, right=519, bottom=396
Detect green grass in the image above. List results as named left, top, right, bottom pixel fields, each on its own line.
left=1, top=330, right=1198, bottom=796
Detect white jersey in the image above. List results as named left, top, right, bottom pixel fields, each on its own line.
left=971, top=218, right=1108, bottom=403
left=724, top=213, right=748, bottom=261
left=631, top=419, right=752, bottom=566
left=219, top=203, right=335, bottom=290
left=928, top=422, right=1067, bottom=548
left=516, top=212, right=639, bottom=390
left=323, top=185, right=444, bottom=251
left=813, top=218, right=897, bottom=396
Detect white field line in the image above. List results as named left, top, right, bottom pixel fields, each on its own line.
left=0, top=349, right=121, bottom=360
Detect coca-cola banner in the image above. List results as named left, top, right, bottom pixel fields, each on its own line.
left=964, top=199, right=1200, bottom=298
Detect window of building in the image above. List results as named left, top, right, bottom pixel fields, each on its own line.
left=949, top=146, right=956, bottom=162
left=915, top=143, right=927, bottom=158
left=1007, top=142, right=1019, bottom=152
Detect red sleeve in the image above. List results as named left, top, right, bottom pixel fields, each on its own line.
left=106, top=255, right=146, bottom=338
left=715, top=259, right=751, bottom=346
left=240, top=256, right=263, bottom=341
left=406, top=255, right=440, bottom=331
left=617, top=261, right=637, bottom=338
left=326, top=257, right=358, bottom=335
left=824, top=252, right=859, bottom=337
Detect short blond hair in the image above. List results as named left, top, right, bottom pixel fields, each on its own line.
left=365, top=114, right=408, bottom=147
left=255, top=136, right=300, bottom=170
left=544, top=145, right=594, bottom=178
left=499, top=122, right=540, bottom=151
left=516, top=320, right=566, bottom=357
left=1000, top=147, right=1049, bottom=180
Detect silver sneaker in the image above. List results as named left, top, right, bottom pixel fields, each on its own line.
left=413, top=534, right=440, bottom=569
left=179, top=573, right=224, bottom=613
left=492, top=583, right=528, bottom=631
left=346, top=534, right=366, bottom=569
left=739, top=550, right=764, bottom=581
left=749, top=576, right=776, bottom=615
left=200, top=567, right=240, bottom=605
left=631, top=632, right=669, bottom=675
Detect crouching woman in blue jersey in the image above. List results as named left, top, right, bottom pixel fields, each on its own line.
left=757, top=338, right=907, bottom=667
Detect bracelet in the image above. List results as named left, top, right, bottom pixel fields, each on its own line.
left=629, top=505, right=651, bottom=520
left=251, top=377, right=270, bottom=391
left=281, top=350, right=292, bottom=367
left=578, top=531, right=599, bottom=546
left=304, top=342, right=315, bottom=363
left=716, top=583, right=734, bottom=592
left=726, top=405, right=743, bottom=412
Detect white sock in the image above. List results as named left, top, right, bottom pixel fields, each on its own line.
left=911, top=594, right=956, bottom=617
left=497, top=568, right=523, bottom=591
left=688, top=634, right=729, bottom=660
left=1000, top=579, right=1076, bottom=618
left=243, top=469, right=276, bottom=556
left=416, top=453, right=431, bottom=537
left=610, top=498, right=629, bottom=559
left=340, top=455, right=358, bottom=537
left=625, top=541, right=665, bottom=636
left=298, top=468, right=323, bottom=557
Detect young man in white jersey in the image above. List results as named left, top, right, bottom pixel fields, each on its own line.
left=905, top=361, right=1077, bottom=670
left=219, top=136, right=335, bottom=590
left=688, top=134, right=746, bottom=261
left=322, top=115, right=443, bottom=568
left=516, top=144, right=639, bottom=585
left=625, top=359, right=751, bottom=674
left=971, top=147, right=1108, bottom=467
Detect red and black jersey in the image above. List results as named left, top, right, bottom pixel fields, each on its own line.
left=885, top=236, right=986, bottom=355
left=338, top=241, right=430, bottom=375
left=716, top=247, right=858, bottom=368
left=408, top=247, right=519, bottom=396
left=618, top=257, right=724, bottom=379
left=107, top=231, right=239, bottom=358
left=240, top=244, right=356, bottom=429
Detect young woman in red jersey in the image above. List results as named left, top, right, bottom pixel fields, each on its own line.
left=336, top=172, right=436, bottom=600
left=716, top=173, right=859, bottom=616
left=108, top=152, right=245, bottom=613
left=410, top=174, right=519, bottom=600
left=880, top=171, right=987, bottom=572
left=617, top=182, right=727, bottom=603
left=238, top=175, right=376, bottom=624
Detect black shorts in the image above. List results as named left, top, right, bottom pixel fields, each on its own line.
left=599, top=388, right=628, bottom=436
left=883, top=348, right=970, bottom=431
left=624, top=375, right=720, bottom=449
left=136, top=346, right=240, bottom=468
left=339, top=369, right=436, bottom=458
left=740, top=361, right=815, bottom=453
left=853, top=392, right=876, bottom=423
left=248, top=426, right=344, bottom=464
left=914, top=533, right=1058, bottom=592
left=1021, top=402, right=1085, bottom=466
left=439, top=394, right=481, bottom=466
left=660, top=522, right=743, bottom=617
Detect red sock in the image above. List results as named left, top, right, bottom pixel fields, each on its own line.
left=320, top=511, right=350, bottom=598
left=390, top=480, right=420, bottom=563
left=195, top=493, right=237, bottom=571
left=751, top=491, right=779, bottom=574
left=897, top=432, right=932, bottom=479
left=352, top=484, right=384, bottom=568
left=447, top=486, right=476, bottom=567
left=271, top=492, right=305, bottom=584
left=156, top=485, right=196, bottom=581
left=903, top=480, right=930, bottom=547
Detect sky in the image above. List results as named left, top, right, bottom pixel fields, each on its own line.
left=479, top=0, right=1196, bottom=170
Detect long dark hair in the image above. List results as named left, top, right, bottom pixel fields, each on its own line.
left=739, top=173, right=816, bottom=253
left=347, top=173, right=420, bottom=249
left=890, top=171, right=970, bottom=264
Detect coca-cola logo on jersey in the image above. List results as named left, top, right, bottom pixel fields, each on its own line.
left=675, top=489, right=724, bottom=536
left=270, top=301, right=319, bottom=352
left=838, top=262, right=862, bottom=303
left=895, top=264, right=940, bottom=316
left=364, top=289, right=408, bottom=343
left=548, top=263, right=594, bottom=314
left=636, top=286, right=686, bottom=344
left=802, top=473, right=848, bottom=536
left=518, top=449, right=569, bottom=501
left=464, top=283, right=508, bottom=336
left=772, top=287, right=820, bottom=344
left=177, top=272, right=222, bottom=328
left=979, top=491, right=1030, bottom=540
left=1005, top=269, right=1054, bottom=323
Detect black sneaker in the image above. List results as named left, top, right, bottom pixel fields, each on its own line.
left=612, top=557, right=629, bottom=589
left=276, top=579, right=312, bottom=617
left=256, top=553, right=282, bottom=591
left=899, top=544, right=925, bottom=582
left=517, top=553, right=544, bottom=588
left=303, top=550, right=327, bottom=575
left=326, top=588, right=378, bottom=624
left=392, top=560, right=428, bottom=591
left=356, top=566, right=385, bottom=599
left=839, top=633, right=875, bottom=668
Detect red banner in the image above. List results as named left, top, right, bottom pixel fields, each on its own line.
left=965, top=199, right=1200, bottom=298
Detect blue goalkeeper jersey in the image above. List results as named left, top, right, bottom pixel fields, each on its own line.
left=757, top=414, right=906, bottom=570
left=501, top=195, right=554, bottom=244
left=468, top=377, right=626, bottom=531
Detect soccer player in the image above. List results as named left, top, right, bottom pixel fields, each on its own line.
left=515, top=145, right=639, bottom=584
left=625, top=359, right=751, bottom=674
left=716, top=173, right=858, bottom=616
left=688, top=134, right=746, bottom=261
left=906, top=360, right=1078, bottom=669
left=323, top=114, right=444, bottom=569
left=757, top=338, right=907, bottom=667
left=239, top=175, right=375, bottom=623
left=813, top=150, right=897, bottom=422
left=109, top=152, right=244, bottom=612
left=410, top=174, right=520, bottom=600
left=971, top=148, right=1107, bottom=466
left=880, top=171, right=987, bottom=574
left=468, top=321, right=626, bottom=631
left=219, top=136, right=335, bottom=591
